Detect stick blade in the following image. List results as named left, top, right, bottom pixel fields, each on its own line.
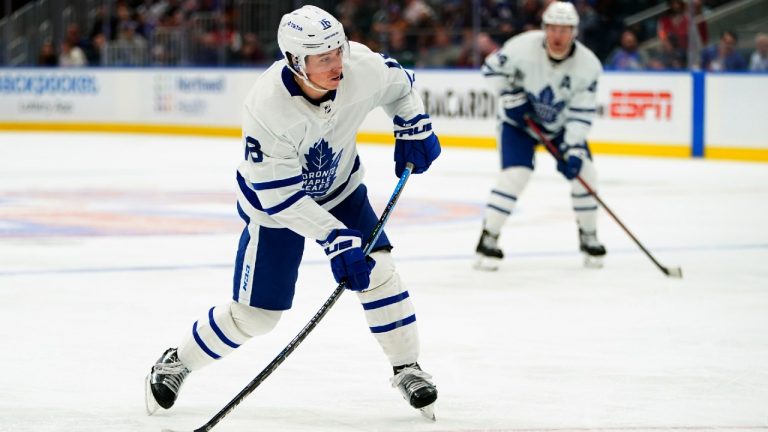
left=664, top=266, right=683, bottom=278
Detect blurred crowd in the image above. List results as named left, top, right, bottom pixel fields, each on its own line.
left=29, top=0, right=768, bottom=72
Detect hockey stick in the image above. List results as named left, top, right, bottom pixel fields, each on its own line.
left=524, top=116, right=683, bottom=279
left=163, top=163, right=415, bottom=432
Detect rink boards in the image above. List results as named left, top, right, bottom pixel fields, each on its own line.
left=0, top=68, right=766, bottom=161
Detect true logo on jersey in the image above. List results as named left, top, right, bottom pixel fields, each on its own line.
left=527, top=85, right=565, bottom=123
left=302, top=138, right=342, bottom=197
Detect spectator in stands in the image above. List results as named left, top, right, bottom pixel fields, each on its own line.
left=420, top=25, right=462, bottom=67
left=385, top=28, right=416, bottom=68
left=237, top=32, right=265, bottom=65
left=701, top=30, right=747, bottom=71
left=337, top=0, right=375, bottom=37
left=456, top=30, right=498, bottom=68
left=647, top=37, right=686, bottom=70
left=657, top=0, right=707, bottom=57
left=59, top=40, right=87, bottom=67
left=575, top=0, right=600, bottom=49
left=749, top=32, right=768, bottom=72
left=89, top=4, right=118, bottom=41
left=89, top=32, right=106, bottom=66
left=114, top=21, right=148, bottom=66
left=37, top=39, right=58, bottom=66
left=607, top=29, right=648, bottom=70
left=516, top=0, right=544, bottom=32
left=64, top=23, right=95, bottom=61
left=194, top=31, right=221, bottom=65
left=403, top=0, right=435, bottom=27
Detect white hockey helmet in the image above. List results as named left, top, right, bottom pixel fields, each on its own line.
left=542, top=1, right=580, bottom=35
left=277, top=5, right=347, bottom=76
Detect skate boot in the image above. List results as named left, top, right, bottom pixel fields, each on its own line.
left=145, top=348, right=191, bottom=415
left=579, top=228, right=606, bottom=268
left=474, top=229, right=504, bottom=271
left=391, top=363, right=438, bottom=421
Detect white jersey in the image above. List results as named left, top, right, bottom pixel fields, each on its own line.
left=482, top=30, right=602, bottom=145
left=238, top=41, right=425, bottom=241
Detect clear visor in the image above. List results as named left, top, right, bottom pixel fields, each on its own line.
left=303, top=44, right=346, bottom=74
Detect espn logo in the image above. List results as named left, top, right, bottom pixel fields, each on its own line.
left=609, top=91, right=672, bottom=120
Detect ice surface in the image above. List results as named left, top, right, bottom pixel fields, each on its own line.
left=0, top=132, right=766, bottom=432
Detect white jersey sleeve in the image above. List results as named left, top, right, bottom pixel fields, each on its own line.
left=375, top=53, right=427, bottom=122
left=481, top=48, right=515, bottom=94
left=562, top=57, right=600, bottom=146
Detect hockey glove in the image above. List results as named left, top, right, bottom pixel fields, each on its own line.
left=500, top=87, right=532, bottom=128
left=393, top=114, right=442, bottom=178
left=318, top=229, right=376, bottom=291
left=556, top=145, right=587, bottom=180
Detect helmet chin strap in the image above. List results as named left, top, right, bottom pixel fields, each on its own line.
left=286, top=63, right=332, bottom=93
left=300, top=75, right=331, bottom=93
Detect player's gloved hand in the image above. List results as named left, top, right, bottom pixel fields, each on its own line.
left=393, top=114, right=441, bottom=178
left=318, top=229, right=376, bottom=291
left=500, top=87, right=532, bottom=127
left=557, top=146, right=587, bottom=180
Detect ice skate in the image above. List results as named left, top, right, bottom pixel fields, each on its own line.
left=579, top=228, right=606, bottom=268
left=145, top=348, right=191, bottom=415
left=474, top=229, right=504, bottom=271
left=391, top=363, right=438, bottom=421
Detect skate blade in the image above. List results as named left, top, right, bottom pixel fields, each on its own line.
left=144, top=373, right=161, bottom=416
left=473, top=255, right=501, bottom=271
left=583, top=254, right=604, bottom=269
left=419, top=402, right=436, bottom=421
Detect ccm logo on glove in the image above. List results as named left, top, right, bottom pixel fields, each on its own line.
left=318, top=229, right=375, bottom=291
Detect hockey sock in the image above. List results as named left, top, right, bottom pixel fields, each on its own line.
left=571, top=158, right=599, bottom=232
left=357, top=251, right=419, bottom=366
left=177, top=302, right=281, bottom=371
left=483, top=166, right=532, bottom=234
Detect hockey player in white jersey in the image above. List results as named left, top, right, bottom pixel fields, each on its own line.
left=145, top=5, right=440, bottom=420
left=474, top=1, right=606, bottom=271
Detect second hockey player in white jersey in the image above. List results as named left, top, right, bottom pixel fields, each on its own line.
left=145, top=5, right=440, bottom=420
left=475, top=1, right=607, bottom=271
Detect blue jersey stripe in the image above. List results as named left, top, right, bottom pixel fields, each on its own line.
left=568, top=107, right=597, bottom=113
left=236, top=172, right=264, bottom=211
left=362, top=291, right=410, bottom=311
left=252, top=175, right=303, bottom=191
left=571, top=192, right=592, bottom=198
left=574, top=205, right=598, bottom=212
left=487, top=203, right=511, bottom=215
left=208, top=307, right=241, bottom=349
left=491, top=189, right=517, bottom=201
left=236, top=202, right=250, bottom=224
left=369, top=314, right=416, bottom=334
left=192, top=321, right=221, bottom=359
left=566, top=117, right=592, bottom=126
left=264, top=190, right=307, bottom=215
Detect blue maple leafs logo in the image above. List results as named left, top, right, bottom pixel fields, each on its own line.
left=527, top=85, right=566, bottom=123
left=302, top=139, right=343, bottom=197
